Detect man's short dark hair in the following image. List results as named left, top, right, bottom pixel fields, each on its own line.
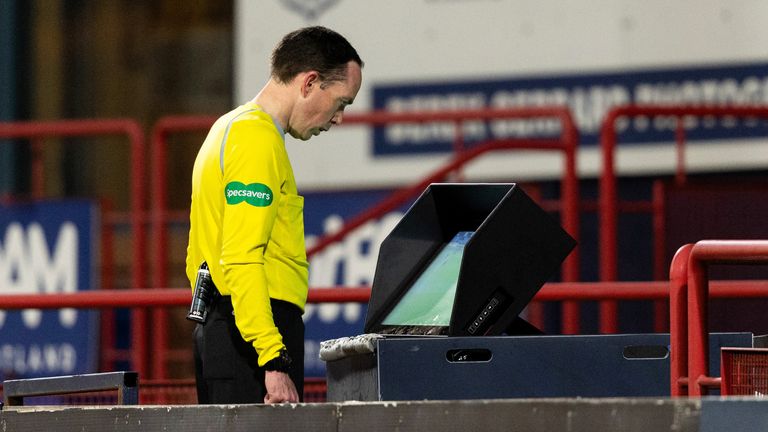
left=271, top=26, right=363, bottom=85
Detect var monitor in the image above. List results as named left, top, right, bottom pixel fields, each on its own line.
left=364, top=183, right=576, bottom=337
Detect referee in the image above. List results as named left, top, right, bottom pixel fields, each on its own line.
left=186, top=26, right=363, bottom=404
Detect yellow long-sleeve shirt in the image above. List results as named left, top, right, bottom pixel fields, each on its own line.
left=186, top=101, right=309, bottom=366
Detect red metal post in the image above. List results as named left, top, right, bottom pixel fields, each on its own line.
left=100, top=200, right=117, bottom=370
left=149, top=116, right=217, bottom=379
left=687, top=240, right=768, bottom=396
left=669, top=243, right=693, bottom=396
left=127, top=121, right=148, bottom=379
left=652, top=180, right=668, bottom=332
left=560, top=111, right=581, bottom=334
left=150, top=122, right=170, bottom=381
left=560, top=113, right=580, bottom=282
left=150, top=124, right=168, bottom=380
left=687, top=250, right=709, bottom=397
left=598, top=110, right=619, bottom=333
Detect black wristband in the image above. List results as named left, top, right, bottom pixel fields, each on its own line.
left=264, top=349, right=292, bottom=373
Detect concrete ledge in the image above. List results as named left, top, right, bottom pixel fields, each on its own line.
left=338, top=398, right=701, bottom=432
left=0, top=404, right=339, bottom=432
left=0, top=398, right=705, bottom=432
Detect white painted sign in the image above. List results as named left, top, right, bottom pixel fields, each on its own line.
left=236, top=0, right=768, bottom=190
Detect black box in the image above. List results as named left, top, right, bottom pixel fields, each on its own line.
left=326, top=333, right=753, bottom=401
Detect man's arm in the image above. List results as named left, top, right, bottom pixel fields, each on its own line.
left=220, top=118, right=289, bottom=374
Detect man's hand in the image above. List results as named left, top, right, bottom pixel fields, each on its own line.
left=264, top=371, right=299, bottom=404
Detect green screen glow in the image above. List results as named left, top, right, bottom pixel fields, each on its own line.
left=382, top=231, right=473, bottom=326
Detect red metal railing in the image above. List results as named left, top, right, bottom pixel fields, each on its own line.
left=598, top=105, right=768, bottom=334
left=149, top=115, right=218, bottom=380
left=669, top=240, right=768, bottom=397
left=0, top=119, right=148, bottom=377
left=0, top=287, right=371, bottom=404
left=4, top=275, right=768, bottom=401
left=148, top=107, right=581, bottom=377
left=7, top=280, right=768, bottom=308
left=669, top=243, right=693, bottom=397
left=0, top=287, right=372, bottom=309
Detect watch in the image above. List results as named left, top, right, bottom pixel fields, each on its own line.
left=264, top=349, right=292, bottom=373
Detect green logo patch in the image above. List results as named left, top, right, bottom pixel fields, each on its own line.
left=225, top=181, right=273, bottom=206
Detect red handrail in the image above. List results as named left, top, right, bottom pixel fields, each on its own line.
left=3, top=279, right=767, bottom=308
left=669, top=244, right=693, bottom=396
left=686, top=240, right=768, bottom=396
left=0, top=118, right=148, bottom=378
left=4, top=275, right=768, bottom=396
left=669, top=240, right=768, bottom=397
left=599, top=105, right=768, bottom=334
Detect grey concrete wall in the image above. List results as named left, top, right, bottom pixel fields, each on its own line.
left=0, top=398, right=702, bottom=432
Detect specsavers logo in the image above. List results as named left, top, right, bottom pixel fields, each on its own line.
left=225, top=182, right=273, bottom=206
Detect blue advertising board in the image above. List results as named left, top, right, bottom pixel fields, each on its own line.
left=0, top=200, right=99, bottom=380
left=302, top=189, right=408, bottom=377
left=373, top=62, right=768, bottom=155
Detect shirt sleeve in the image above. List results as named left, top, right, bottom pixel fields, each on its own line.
left=219, top=117, right=286, bottom=366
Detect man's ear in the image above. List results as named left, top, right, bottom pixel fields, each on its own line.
left=301, top=71, right=320, bottom=97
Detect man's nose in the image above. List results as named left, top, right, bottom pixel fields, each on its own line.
left=331, top=111, right=343, bottom=125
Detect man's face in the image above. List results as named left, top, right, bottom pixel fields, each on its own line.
left=290, top=61, right=363, bottom=141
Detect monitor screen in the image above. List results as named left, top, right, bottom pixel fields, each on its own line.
left=381, top=231, right=473, bottom=329
left=365, top=183, right=576, bottom=337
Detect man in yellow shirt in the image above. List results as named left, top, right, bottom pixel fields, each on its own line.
left=186, top=26, right=363, bottom=404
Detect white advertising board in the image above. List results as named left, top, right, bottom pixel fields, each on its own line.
left=236, top=0, right=768, bottom=189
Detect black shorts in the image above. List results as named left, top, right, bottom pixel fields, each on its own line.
left=193, top=295, right=304, bottom=404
